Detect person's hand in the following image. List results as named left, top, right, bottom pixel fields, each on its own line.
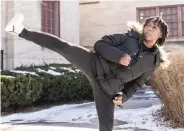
left=113, top=96, right=122, bottom=105
left=113, top=93, right=123, bottom=105
left=119, top=54, right=131, bottom=66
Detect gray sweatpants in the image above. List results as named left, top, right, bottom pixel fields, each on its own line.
left=19, top=29, right=115, bottom=131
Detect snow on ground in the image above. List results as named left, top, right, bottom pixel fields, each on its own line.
left=1, top=99, right=183, bottom=131
left=0, top=124, right=106, bottom=131
left=0, top=102, right=95, bottom=124
left=114, top=105, right=183, bottom=131
left=133, top=90, right=157, bottom=99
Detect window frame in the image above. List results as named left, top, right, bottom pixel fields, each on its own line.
left=137, top=7, right=156, bottom=23
left=181, top=5, right=184, bottom=36
left=41, top=1, right=60, bottom=37
left=79, top=0, right=100, bottom=4
left=137, top=4, right=184, bottom=38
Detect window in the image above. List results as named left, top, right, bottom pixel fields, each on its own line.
left=182, top=6, right=184, bottom=36
left=137, top=4, right=184, bottom=38
left=41, top=1, right=60, bottom=37
left=159, top=6, right=178, bottom=37
left=137, top=8, right=156, bottom=23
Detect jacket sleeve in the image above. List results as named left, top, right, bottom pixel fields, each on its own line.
left=121, top=69, right=155, bottom=103
left=94, top=34, right=128, bottom=64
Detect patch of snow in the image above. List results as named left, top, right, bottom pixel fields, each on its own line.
left=10, top=70, right=38, bottom=76
left=1, top=125, right=101, bottom=131
left=1, top=102, right=94, bottom=124
left=115, top=105, right=183, bottom=131
left=37, top=68, right=64, bottom=76
left=133, top=90, right=157, bottom=99
left=47, top=70, right=64, bottom=76
left=49, top=67, right=56, bottom=70
left=75, top=69, right=81, bottom=73
left=60, top=67, right=76, bottom=73
left=145, top=90, right=155, bottom=94
left=133, top=94, right=157, bottom=99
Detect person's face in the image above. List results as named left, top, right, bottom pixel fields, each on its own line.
left=143, top=20, right=163, bottom=48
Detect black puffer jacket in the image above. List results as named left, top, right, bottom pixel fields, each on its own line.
left=93, top=30, right=161, bottom=102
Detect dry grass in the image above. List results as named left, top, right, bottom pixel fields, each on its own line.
left=148, top=51, right=184, bottom=127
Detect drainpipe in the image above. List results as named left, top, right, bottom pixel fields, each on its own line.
left=1, top=50, right=4, bottom=70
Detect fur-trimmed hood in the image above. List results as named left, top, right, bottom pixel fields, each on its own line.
left=126, top=28, right=169, bottom=68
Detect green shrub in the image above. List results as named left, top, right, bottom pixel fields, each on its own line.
left=34, top=71, right=93, bottom=104
left=1, top=74, right=42, bottom=110
left=1, top=64, right=93, bottom=112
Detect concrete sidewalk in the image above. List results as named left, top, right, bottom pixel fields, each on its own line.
left=1, top=124, right=98, bottom=131
left=1, top=124, right=152, bottom=131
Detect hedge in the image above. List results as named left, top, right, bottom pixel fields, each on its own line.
left=1, top=64, right=93, bottom=112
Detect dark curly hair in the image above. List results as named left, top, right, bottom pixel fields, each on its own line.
left=142, top=16, right=169, bottom=46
